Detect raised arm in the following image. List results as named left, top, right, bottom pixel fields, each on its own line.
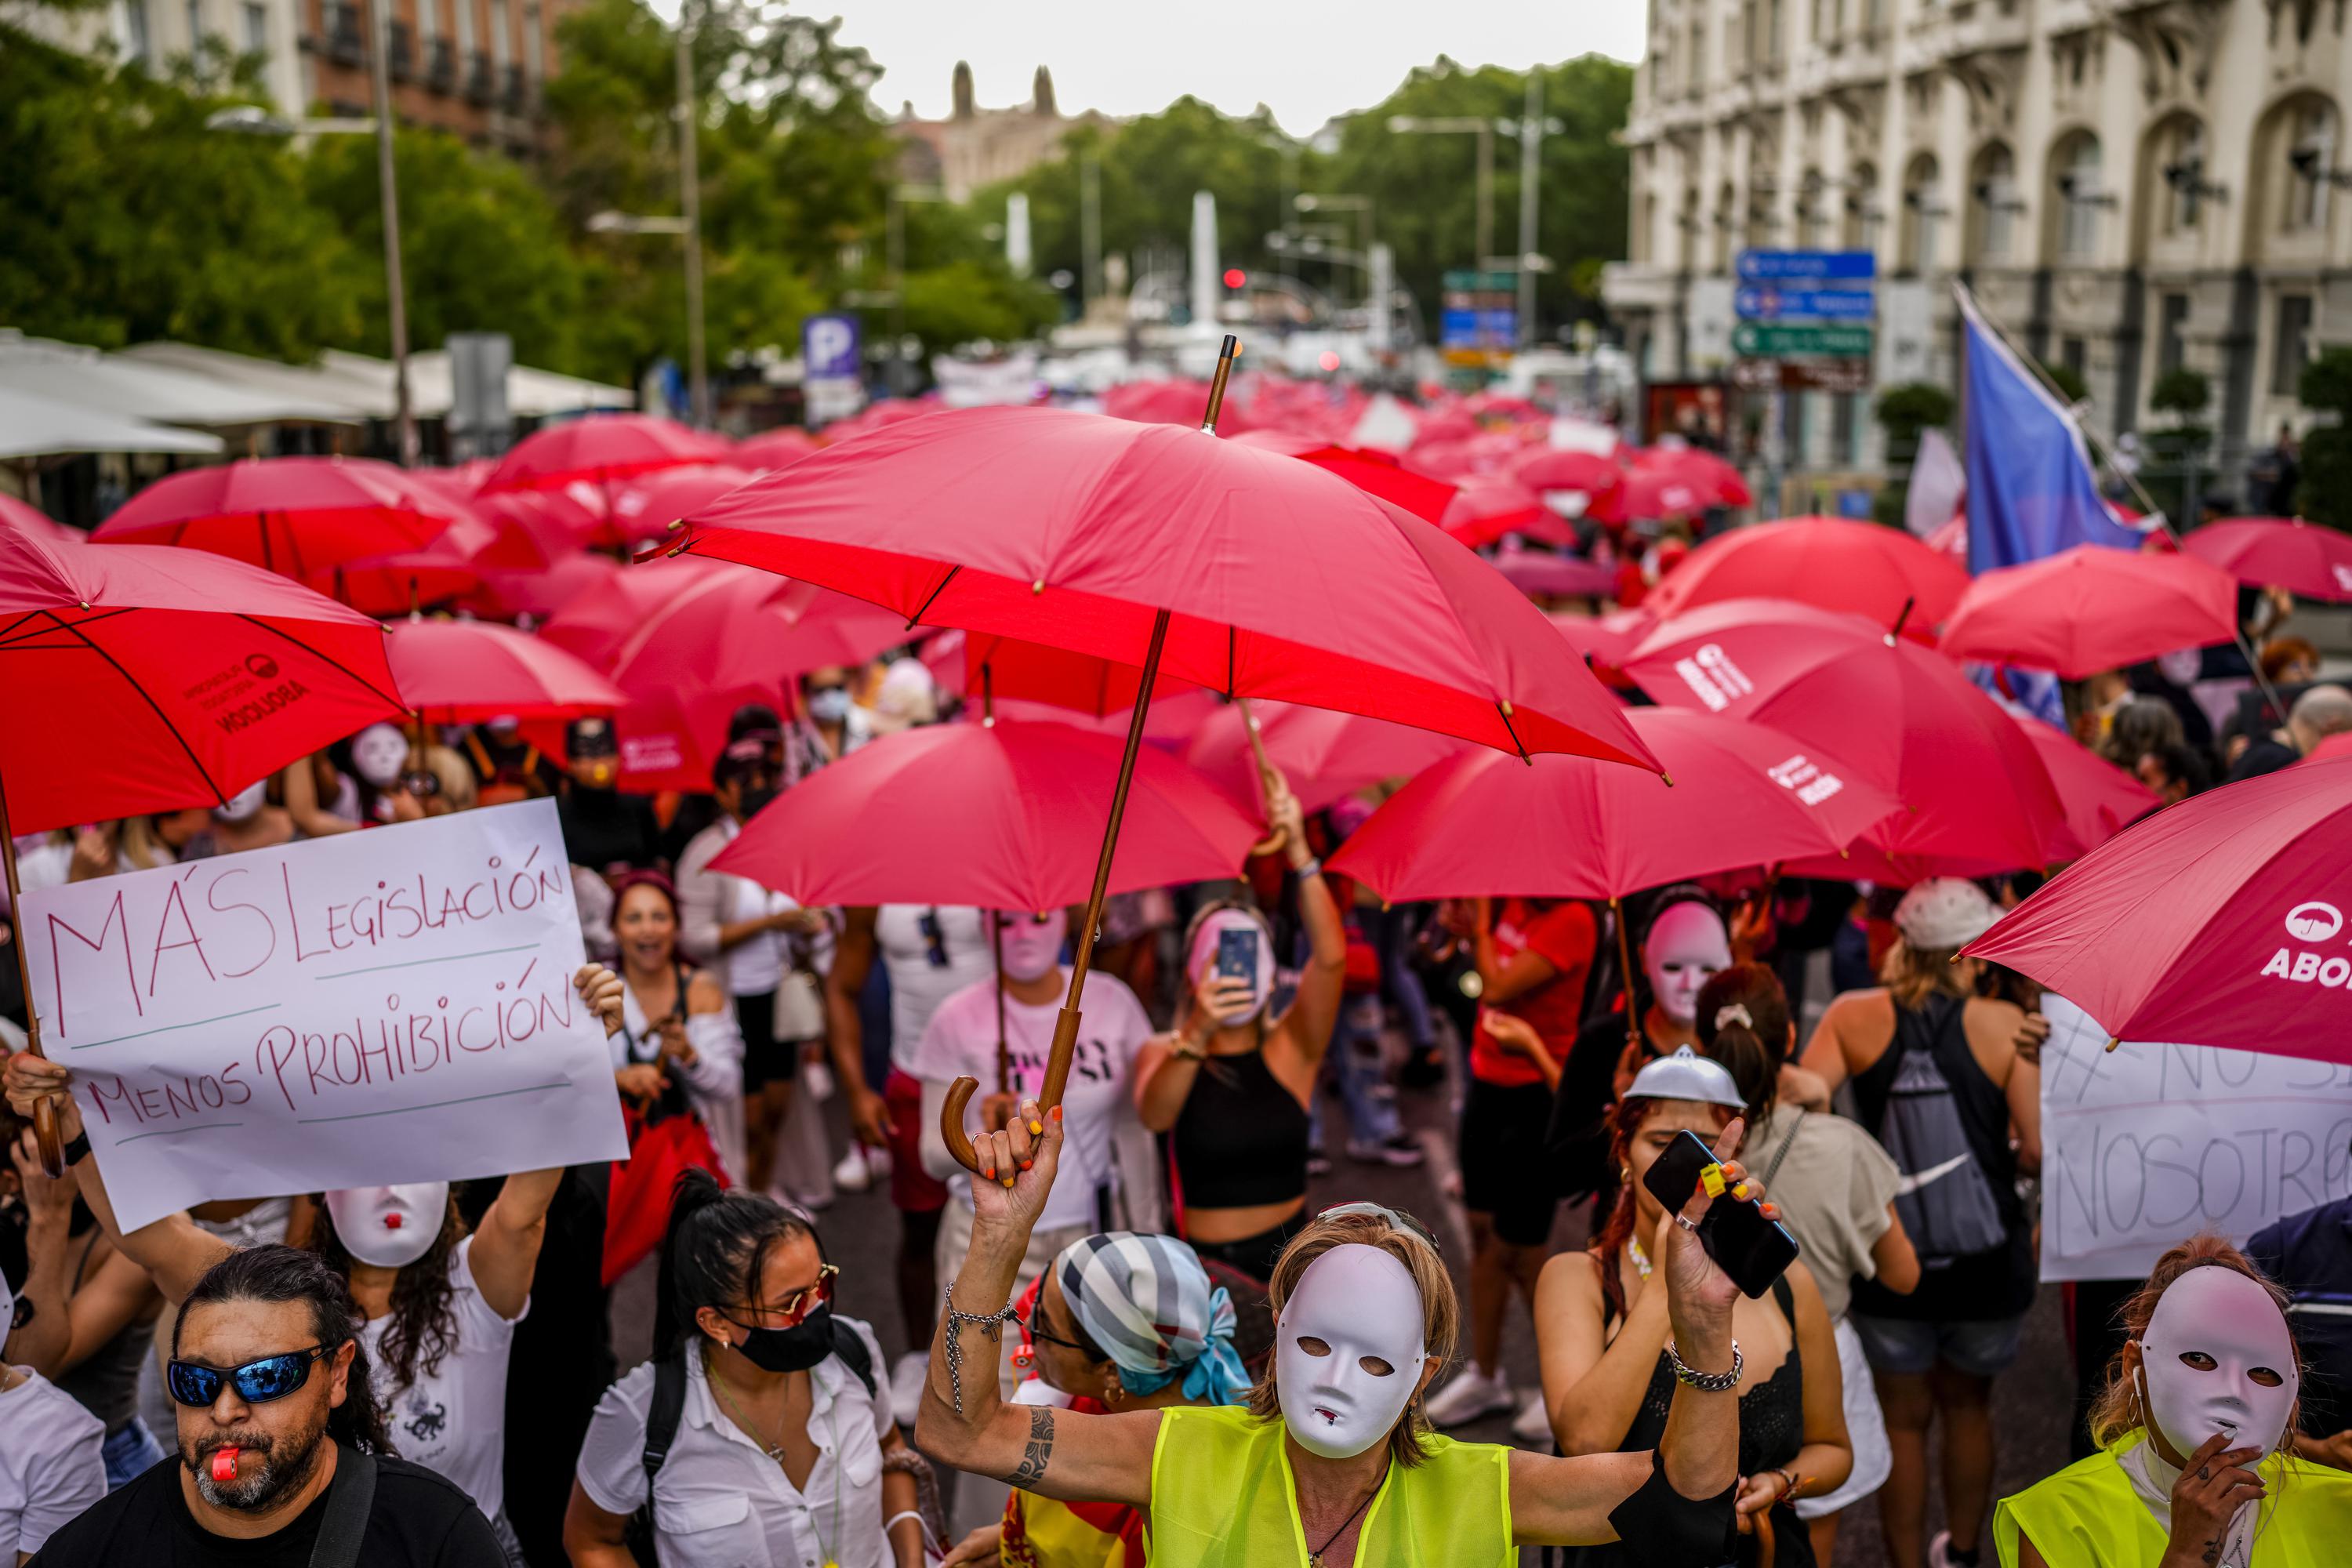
left=1536, top=1218, right=1676, bottom=1454
left=825, top=907, right=891, bottom=1149
left=5, top=1127, right=78, bottom=1370
left=913, top=1097, right=1159, bottom=1508
left=1269, top=782, right=1345, bottom=1072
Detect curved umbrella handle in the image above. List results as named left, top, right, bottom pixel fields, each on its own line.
left=30, top=1088, right=63, bottom=1179
left=937, top=1007, right=1082, bottom=1174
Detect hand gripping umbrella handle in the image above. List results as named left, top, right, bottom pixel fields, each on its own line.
left=0, top=807, right=64, bottom=1178
left=941, top=1006, right=1082, bottom=1173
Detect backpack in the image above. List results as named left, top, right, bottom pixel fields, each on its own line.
left=624, top=1322, right=877, bottom=1566
left=1873, top=996, right=2010, bottom=1268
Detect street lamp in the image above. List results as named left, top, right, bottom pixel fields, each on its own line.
left=1386, top=114, right=1497, bottom=266
left=1294, top=194, right=1373, bottom=301
left=885, top=186, right=946, bottom=395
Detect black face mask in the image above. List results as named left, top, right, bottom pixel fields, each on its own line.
left=732, top=1304, right=834, bottom=1374
left=736, top=783, right=779, bottom=821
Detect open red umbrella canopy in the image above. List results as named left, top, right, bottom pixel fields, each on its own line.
left=0, top=531, right=405, bottom=833
left=1642, top=516, right=1969, bottom=631
left=1586, top=464, right=1709, bottom=526
left=735, top=426, right=820, bottom=471
left=1626, top=598, right=2073, bottom=878
left=0, top=496, right=78, bottom=547
left=92, top=457, right=462, bottom=576
left=1327, top=706, right=1899, bottom=902
left=1632, top=445, right=1752, bottom=507
left=1513, top=447, right=1626, bottom=504
left=1225, top=430, right=1457, bottom=523
left=479, top=414, right=730, bottom=495
left=1494, top=545, right=1617, bottom=600
left=2180, top=516, right=2352, bottom=603
left=1439, top=475, right=1574, bottom=549
left=2011, top=713, right=2157, bottom=857
left=1940, top=545, right=2238, bottom=678
left=606, top=465, right=756, bottom=546
left=665, top=406, right=1656, bottom=773
left=465, top=552, right=622, bottom=624
left=925, top=629, right=1200, bottom=718
left=1185, top=699, right=1469, bottom=815
left=380, top=618, right=626, bottom=724
left=309, top=552, right=484, bottom=617
left=1962, top=754, right=2352, bottom=1059
left=711, top=719, right=1262, bottom=911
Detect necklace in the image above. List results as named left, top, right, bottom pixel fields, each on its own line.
left=1305, top=1472, right=1384, bottom=1568
left=704, top=1351, right=789, bottom=1461
left=702, top=1348, right=848, bottom=1568
left=1627, top=1235, right=1653, bottom=1279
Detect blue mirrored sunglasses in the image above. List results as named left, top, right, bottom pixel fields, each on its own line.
left=167, top=1345, right=332, bottom=1407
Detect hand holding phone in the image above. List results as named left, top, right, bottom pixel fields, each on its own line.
left=1214, top=925, right=1258, bottom=985
left=1641, top=1127, right=1799, bottom=1299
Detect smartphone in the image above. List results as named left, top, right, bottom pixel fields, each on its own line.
left=1214, top=926, right=1259, bottom=985
left=1641, top=1129, right=1800, bottom=1299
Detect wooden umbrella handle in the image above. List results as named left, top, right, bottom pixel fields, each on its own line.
left=0, top=801, right=64, bottom=1178
left=28, top=1075, right=63, bottom=1178
left=940, top=1006, right=1082, bottom=1174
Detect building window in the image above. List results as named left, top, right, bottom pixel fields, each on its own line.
left=2287, top=102, right=2336, bottom=233
left=2056, top=133, right=2103, bottom=260
left=2061, top=336, right=2087, bottom=382
left=2158, top=292, right=2190, bottom=378
left=489, top=0, right=508, bottom=64
left=522, top=0, right=540, bottom=76
left=119, top=0, right=151, bottom=58
left=1766, top=0, right=1782, bottom=60
left=241, top=0, right=263, bottom=47
left=453, top=0, right=473, bottom=54
left=1833, top=391, right=1858, bottom=464
left=416, top=0, right=434, bottom=43
left=1970, top=143, right=2016, bottom=261
left=1900, top=154, right=1942, bottom=274
left=2158, top=117, right=2207, bottom=234
left=2274, top=295, right=2314, bottom=396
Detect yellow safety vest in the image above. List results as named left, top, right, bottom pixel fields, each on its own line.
left=1146, top=1404, right=1514, bottom=1567
left=1994, top=1433, right=2352, bottom=1567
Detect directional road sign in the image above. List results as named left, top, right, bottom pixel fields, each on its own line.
left=1734, top=285, right=1875, bottom=321
left=1735, top=249, right=1875, bottom=282
left=1732, top=322, right=1874, bottom=358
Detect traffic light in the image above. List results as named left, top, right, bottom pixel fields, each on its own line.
left=1223, top=268, right=1247, bottom=289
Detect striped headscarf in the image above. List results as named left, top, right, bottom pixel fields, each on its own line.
left=1052, top=1231, right=1248, bottom=1406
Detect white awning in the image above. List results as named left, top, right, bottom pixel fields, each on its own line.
left=115, top=342, right=381, bottom=421
left=317, top=349, right=633, bottom=419
left=0, top=387, right=225, bottom=459
left=0, top=335, right=355, bottom=426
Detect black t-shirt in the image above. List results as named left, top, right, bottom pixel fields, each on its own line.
left=31, top=1447, right=505, bottom=1567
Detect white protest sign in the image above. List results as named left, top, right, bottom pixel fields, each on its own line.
left=23, top=799, right=627, bottom=1232
left=2039, top=995, right=2352, bottom=1281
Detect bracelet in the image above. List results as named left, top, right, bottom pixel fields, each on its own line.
left=1771, top=1466, right=1802, bottom=1503
left=884, top=1508, right=927, bottom=1536
left=1170, top=1031, right=1208, bottom=1061
left=1664, top=1337, right=1742, bottom=1392
left=940, top=1283, right=1021, bottom=1416
left=60, top=1130, right=91, bottom=1166
left=1290, top=855, right=1322, bottom=879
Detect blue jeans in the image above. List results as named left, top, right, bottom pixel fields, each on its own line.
left=1312, top=995, right=1401, bottom=1148
left=102, top=1416, right=165, bottom=1490
left=1370, top=905, right=1436, bottom=1051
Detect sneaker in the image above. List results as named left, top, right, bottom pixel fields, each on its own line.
left=833, top=1145, right=885, bottom=1192
left=889, top=1351, right=927, bottom=1428
left=1510, top=1391, right=1555, bottom=1446
left=802, top=1059, right=835, bottom=1102
left=1928, top=1532, right=1982, bottom=1568
left=1399, top=1046, right=1445, bottom=1090
left=1346, top=1133, right=1425, bottom=1168
left=1422, top=1364, right=1515, bottom=1428
left=1305, top=1148, right=1334, bottom=1178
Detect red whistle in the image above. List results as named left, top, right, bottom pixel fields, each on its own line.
left=210, top=1446, right=241, bottom=1483
left=384, top=1214, right=403, bottom=1229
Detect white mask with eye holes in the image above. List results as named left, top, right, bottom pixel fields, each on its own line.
left=1275, top=1243, right=1428, bottom=1460
left=213, top=782, right=269, bottom=824
left=1643, top=902, right=1733, bottom=1026
left=350, top=724, right=409, bottom=789
left=2137, top=1265, right=2299, bottom=1463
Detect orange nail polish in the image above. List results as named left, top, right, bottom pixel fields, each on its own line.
left=1051, top=1105, right=1062, bottom=1122
left=1001, top=1177, right=1015, bottom=1189
left=1019, top=1159, right=1033, bottom=1171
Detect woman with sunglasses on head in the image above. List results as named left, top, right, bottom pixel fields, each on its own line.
left=919, top=1091, right=1761, bottom=1567
left=1131, top=771, right=1345, bottom=1285
left=2, top=965, right=628, bottom=1565
left=565, top=1171, right=930, bottom=1568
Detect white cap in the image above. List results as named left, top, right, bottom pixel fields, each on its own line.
left=1893, top=878, right=2002, bottom=950
left=1625, top=1046, right=1747, bottom=1110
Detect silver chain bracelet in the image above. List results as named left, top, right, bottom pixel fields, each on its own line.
left=940, top=1283, right=1020, bottom=1415
left=1664, top=1338, right=1743, bottom=1393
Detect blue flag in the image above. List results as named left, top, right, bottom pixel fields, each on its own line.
left=1958, top=283, right=2143, bottom=571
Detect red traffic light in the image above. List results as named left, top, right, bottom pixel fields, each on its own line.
left=1223, top=268, right=1247, bottom=289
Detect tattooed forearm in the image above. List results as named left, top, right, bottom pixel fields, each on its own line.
left=1007, top=1406, right=1055, bottom=1490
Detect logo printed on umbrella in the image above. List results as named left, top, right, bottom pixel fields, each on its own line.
left=1766, top=754, right=1846, bottom=806
left=2285, top=902, right=2343, bottom=942
left=2336, top=564, right=2352, bottom=593
left=1673, top=644, right=1755, bottom=713
left=245, top=653, right=280, bottom=680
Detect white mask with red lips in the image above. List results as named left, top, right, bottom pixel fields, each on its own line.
left=1274, top=1243, right=1428, bottom=1461
left=2137, top=1265, right=2299, bottom=1461
left=1643, top=902, right=1733, bottom=1026
left=325, top=1182, right=448, bottom=1269
left=994, top=910, right=1069, bottom=985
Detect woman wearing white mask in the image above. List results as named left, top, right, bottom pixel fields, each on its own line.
left=1995, top=1235, right=2352, bottom=1567
left=1, top=966, right=628, bottom=1564
left=176, top=779, right=298, bottom=859
left=917, top=1091, right=1762, bottom=1566
left=1132, top=779, right=1344, bottom=1284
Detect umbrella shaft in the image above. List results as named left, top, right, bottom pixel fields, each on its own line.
left=0, top=774, right=64, bottom=1176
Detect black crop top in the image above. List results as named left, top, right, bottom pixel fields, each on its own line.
left=1170, top=1047, right=1311, bottom=1210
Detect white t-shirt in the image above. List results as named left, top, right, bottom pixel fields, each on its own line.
left=359, top=1236, right=523, bottom=1522
left=0, top=1368, right=107, bottom=1558
left=912, top=968, right=1152, bottom=1231
left=577, top=1318, right=894, bottom=1568
left=873, top=905, right=992, bottom=1074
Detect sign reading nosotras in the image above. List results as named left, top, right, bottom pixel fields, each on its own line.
left=23, top=800, right=627, bottom=1232
left=2038, top=996, right=2352, bottom=1282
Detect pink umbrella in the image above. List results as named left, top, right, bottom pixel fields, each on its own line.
left=1642, top=516, right=1970, bottom=632
left=470, top=488, right=601, bottom=557
left=92, top=456, right=461, bottom=575
left=1550, top=608, right=1654, bottom=670
left=466, top=552, right=622, bottom=623
left=381, top=617, right=627, bottom=724
left=310, top=552, right=485, bottom=616
left=2011, top=715, right=2158, bottom=856
left=1185, top=699, right=1468, bottom=814
left=1494, top=546, right=1616, bottom=600
left=1225, top=430, right=1457, bottom=523
left=2180, top=516, right=2352, bottom=602
left=1439, top=475, right=1572, bottom=548
left=0, top=495, right=78, bottom=546
left=1940, top=546, right=2238, bottom=677
left=1514, top=448, right=1627, bottom=503
left=479, top=414, right=729, bottom=495
left=1633, top=445, right=1752, bottom=507
left=1587, top=464, right=1709, bottom=524
left=735, top=426, right=819, bottom=470
left=1962, top=753, right=2352, bottom=1059
left=607, top=465, right=757, bottom=546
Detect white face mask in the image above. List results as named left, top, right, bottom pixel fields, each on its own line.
left=1186, top=909, right=1275, bottom=1023
left=350, top=724, right=409, bottom=789
left=214, top=782, right=268, bottom=824
left=1276, top=1243, right=1428, bottom=1460
left=806, top=688, right=852, bottom=724
left=996, top=910, right=1068, bottom=985
left=2138, top=1266, right=2299, bottom=1461
left=1644, top=902, right=1733, bottom=1026
left=325, top=1182, right=448, bottom=1269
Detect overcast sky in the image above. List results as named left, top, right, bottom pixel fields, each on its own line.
left=797, top=2, right=1647, bottom=134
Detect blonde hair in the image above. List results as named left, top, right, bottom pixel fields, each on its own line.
left=1881, top=938, right=1972, bottom=1009
left=118, top=816, right=172, bottom=872
left=417, top=745, right=477, bottom=815
left=1243, top=1212, right=1458, bottom=1469
left=2087, top=1233, right=2304, bottom=1451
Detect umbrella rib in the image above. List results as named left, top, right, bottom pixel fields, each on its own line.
left=903, top=564, right=960, bottom=631
left=230, top=613, right=408, bottom=713
left=1226, top=625, right=1236, bottom=699
left=39, top=608, right=227, bottom=805
left=1495, top=702, right=1531, bottom=766
left=0, top=608, right=138, bottom=650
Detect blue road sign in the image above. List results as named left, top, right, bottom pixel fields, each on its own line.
left=1735, top=249, right=1876, bottom=282
left=1735, top=285, right=1875, bottom=321
left=803, top=314, right=862, bottom=379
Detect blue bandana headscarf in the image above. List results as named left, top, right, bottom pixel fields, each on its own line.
left=1052, top=1231, right=1248, bottom=1406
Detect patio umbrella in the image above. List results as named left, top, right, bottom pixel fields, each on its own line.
left=1940, top=546, right=2238, bottom=677
left=2179, top=516, right=2352, bottom=603
left=0, top=528, right=406, bottom=1169
left=1642, top=515, right=1969, bottom=630
left=92, top=456, right=462, bottom=575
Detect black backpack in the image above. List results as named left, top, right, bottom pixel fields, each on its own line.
left=623, top=1322, right=877, bottom=1566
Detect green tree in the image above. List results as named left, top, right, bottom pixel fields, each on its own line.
left=1871, top=382, right=1954, bottom=528
left=2145, top=367, right=2212, bottom=532
left=2296, top=348, right=2352, bottom=532
left=2037, top=359, right=2091, bottom=406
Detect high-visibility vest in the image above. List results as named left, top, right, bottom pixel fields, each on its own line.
left=1995, top=1433, right=2352, bottom=1567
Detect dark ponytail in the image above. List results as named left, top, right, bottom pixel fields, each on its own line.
left=654, top=1169, right=815, bottom=1355
left=1694, top=963, right=1791, bottom=1129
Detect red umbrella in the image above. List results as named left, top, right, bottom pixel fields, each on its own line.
left=1327, top=707, right=1899, bottom=901
left=1550, top=608, right=1654, bottom=670
left=1940, top=546, right=2238, bottom=677
left=1514, top=448, right=1626, bottom=503
left=479, top=414, right=729, bottom=495
left=735, top=427, right=819, bottom=471
left=92, top=457, right=461, bottom=575
left=381, top=618, right=626, bottom=724
left=666, top=346, right=1652, bottom=1167
left=1439, top=475, right=1573, bottom=548
left=0, top=528, right=408, bottom=1171
left=987, top=689, right=1221, bottom=744
left=1626, top=598, right=2073, bottom=877
left=466, top=553, right=622, bottom=624
left=310, top=552, right=485, bottom=617
left=2011, top=714, right=2157, bottom=856
left=1962, top=754, right=2352, bottom=1059
left=606, top=465, right=756, bottom=546
left=2180, top=516, right=2352, bottom=602
left=712, top=719, right=1261, bottom=912
left=1494, top=545, right=1616, bottom=600
left=1642, top=516, right=1969, bottom=630
left=931, top=630, right=1199, bottom=719
left=1225, top=430, right=1457, bottom=524
left=1633, top=445, right=1752, bottom=507
left=1185, top=699, right=1468, bottom=815
left=1102, top=379, right=1221, bottom=427
left=1587, top=464, right=1709, bottom=525
left=0, top=495, right=78, bottom=546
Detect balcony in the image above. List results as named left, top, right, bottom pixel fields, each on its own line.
left=385, top=19, right=412, bottom=80
left=315, top=1, right=362, bottom=65
left=425, top=35, right=456, bottom=91
left=463, top=49, right=494, bottom=105
left=500, top=62, right=528, bottom=113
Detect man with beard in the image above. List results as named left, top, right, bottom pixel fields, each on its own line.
left=29, top=1244, right=503, bottom=1565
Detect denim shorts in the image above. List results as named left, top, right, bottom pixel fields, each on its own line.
left=1849, top=1311, right=2025, bottom=1378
